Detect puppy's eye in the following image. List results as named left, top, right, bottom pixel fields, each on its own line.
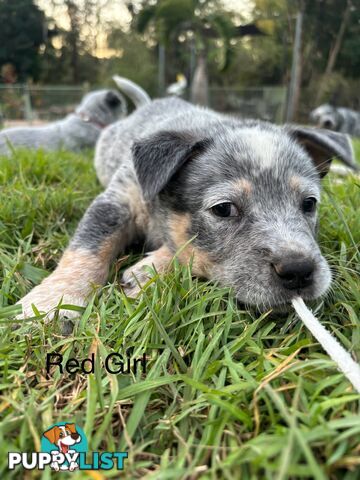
left=302, top=197, right=317, bottom=213
left=211, top=202, right=239, bottom=217
left=59, top=432, right=64, bottom=437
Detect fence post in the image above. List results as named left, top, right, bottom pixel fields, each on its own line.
left=23, top=84, right=33, bottom=123
left=285, top=6, right=303, bottom=122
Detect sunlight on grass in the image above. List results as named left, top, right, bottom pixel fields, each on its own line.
left=0, top=145, right=359, bottom=478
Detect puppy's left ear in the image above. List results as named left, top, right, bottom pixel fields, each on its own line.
left=132, top=131, right=210, bottom=201
left=288, top=126, right=358, bottom=177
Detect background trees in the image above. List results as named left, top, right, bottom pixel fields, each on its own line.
left=0, top=0, right=48, bottom=82
left=0, top=0, right=358, bottom=119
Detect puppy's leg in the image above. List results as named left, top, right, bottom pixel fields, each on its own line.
left=121, top=245, right=173, bottom=297
left=121, top=240, right=213, bottom=297
left=18, top=165, right=147, bottom=320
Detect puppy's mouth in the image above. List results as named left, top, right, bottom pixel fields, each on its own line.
left=235, top=282, right=327, bottom=312
left=59, top=442, right=69, bottom=454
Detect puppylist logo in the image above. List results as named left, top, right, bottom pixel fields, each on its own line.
left=8, top=422, right=128, bottom=472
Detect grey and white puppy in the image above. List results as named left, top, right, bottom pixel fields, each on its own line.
left=18, top=94, right=357, bottom=319
left=0, top=89, right=126, bottom=156
left=310, top=104, right=360, bottom=137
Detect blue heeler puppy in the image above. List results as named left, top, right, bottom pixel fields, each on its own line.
left=17, top=89, right=358, bottom=319
left=310, top=104, right=360, bottom=137
left=0, top=89, right=126, bottom=155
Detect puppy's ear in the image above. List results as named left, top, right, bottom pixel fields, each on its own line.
left=132, top=131, right=210, bottom=201
left=105, top=90, right=121, bottom=107
left=43, top=426, right=59, bottom=444
left=288, top=126, right=358, bottom=177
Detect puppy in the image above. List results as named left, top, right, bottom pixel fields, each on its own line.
left=43, top=423, right=81, bottom=471
left=0, top=89, right=126, bottom=155
left=17, top=93, right=358, bottom=319
left=310, top=104, right=360, bottom=137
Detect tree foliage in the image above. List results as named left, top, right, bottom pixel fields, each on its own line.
left=0, top=0, right=47, bottom=81
left=134, top=0, right=238, bottom=71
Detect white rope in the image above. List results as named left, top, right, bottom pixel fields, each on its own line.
left=292, top=297, right=360, bottom=393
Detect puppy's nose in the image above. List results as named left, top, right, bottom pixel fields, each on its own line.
left=71, top=433, right=79, bottom=440
left=323, top=119, right=334, bottom=129
left=272, top=256, right=314, bottom=290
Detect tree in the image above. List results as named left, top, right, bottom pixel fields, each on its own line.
left=132, top=0, right=262, bottom=104
left=0, top=0, right=47, bottom=81
left=64, top=0, right=83, bottom=83
left=105, top=27, right=158, bottom=97
left=250, top=0, right=360, bottom=118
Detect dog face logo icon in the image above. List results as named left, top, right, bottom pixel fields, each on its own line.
left=8, top=421, right=127, bottom=471
left=41, top=423, right=87, bottom=471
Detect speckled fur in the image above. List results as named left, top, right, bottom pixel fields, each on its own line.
left=310, top=104, right=360, bottom=137
left=0, top=90, right=126, bottom=156
left=17, top=95, right=357, bottom=319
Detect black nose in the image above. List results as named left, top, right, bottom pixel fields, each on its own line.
left=71, top=433, right=79, bottom=440
left=272, top=256, right=314, bottom=290
left=322, top=119, right=334, bottom=129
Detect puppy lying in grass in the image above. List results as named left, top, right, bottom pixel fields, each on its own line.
left=0, top=89, right=125, bottom=155
left=310, top=104, right=360, bottom=137
left=16, top=86, right=358, bottom=320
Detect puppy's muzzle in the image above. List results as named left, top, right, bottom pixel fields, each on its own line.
left=320, top=117, right=335, bottom=130
left=272, top=255, right=314, bottom=290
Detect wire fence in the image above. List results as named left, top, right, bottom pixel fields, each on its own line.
left=209, top=86, right=287, bottom=123
left=0, top=84, right=287, bottom=127
left=0, top=85, right=88, bottom=126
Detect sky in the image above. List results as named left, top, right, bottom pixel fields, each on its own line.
left=36, top=0, right=255, bottom=58
left=36, top=0, right=255, bottom=30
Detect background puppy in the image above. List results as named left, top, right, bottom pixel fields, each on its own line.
left=310, top=104, right=360, bottom=137
left=0, top=89, right=126, bottom=155
left=17, top=91, right=358, bottom=319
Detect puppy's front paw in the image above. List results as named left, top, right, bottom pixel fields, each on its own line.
left=121, top=260, right=152, bottom=298
left=120, top=248, right=172, bottom=298
left=17, top=282, right=87, bottom=321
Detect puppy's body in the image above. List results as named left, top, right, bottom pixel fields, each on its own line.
left=18, top=96, right=357, bottom=318
left=310, top=104, right=360, bottom=137
left=0, top=89, right=126, bottom=156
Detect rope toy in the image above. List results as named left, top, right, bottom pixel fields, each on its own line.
left=292, top=297, right=360, bottom=393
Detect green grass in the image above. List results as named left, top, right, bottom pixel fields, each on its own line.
left=0, top=145, right=359, bottom=479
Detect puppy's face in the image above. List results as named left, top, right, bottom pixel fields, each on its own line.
left=133, top=124, right=354, bottom=310
left=78, top=89, right=126, bottom=125
left=310, top=104, right=339, bottom=131
left=166, top=131, right=330, bottom=309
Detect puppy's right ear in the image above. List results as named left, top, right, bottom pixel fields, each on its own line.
left=132, top=131, right=210, bottom=201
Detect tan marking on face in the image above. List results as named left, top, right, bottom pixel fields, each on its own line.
left=232, top=178, right=253, bottom=196
left=169, top=213, right=191, bottom=248
left=289, top=175, right=301, bottom=190
left=169, top=214, right=213, bottom=277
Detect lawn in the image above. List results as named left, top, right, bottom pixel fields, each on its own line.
left=0, top=143, right=359, bottom=479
